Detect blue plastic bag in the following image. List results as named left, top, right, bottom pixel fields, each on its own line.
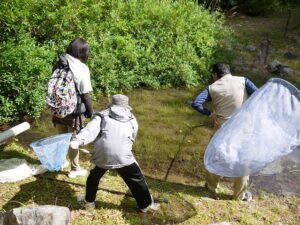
left=30, top=133, right=72, bottom=171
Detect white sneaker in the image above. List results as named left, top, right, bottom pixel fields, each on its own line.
left=85, top=201, right=95, bottom=210
left=77, top=195, right=95, bottom=210
left=68, top=167, right=87, bottom=178
left=241, top=191, right=253, bottom=201
left=140, top=202, right=160, bottom=213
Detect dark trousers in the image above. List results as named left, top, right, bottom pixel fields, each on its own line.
left=85, top=163, right=152, bottom=209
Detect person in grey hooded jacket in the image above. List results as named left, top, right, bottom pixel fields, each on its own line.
left=70, top=94, right=159, bottom=212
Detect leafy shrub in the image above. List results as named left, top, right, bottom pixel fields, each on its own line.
left=0, top=0, right=233, bottom=124
left=0, top=34, right=55, bottom=124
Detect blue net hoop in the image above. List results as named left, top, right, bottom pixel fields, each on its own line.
left=30, top=133, right=72, bottom=171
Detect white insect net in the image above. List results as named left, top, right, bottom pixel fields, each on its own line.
left=204, top=78, right=300, bottom=177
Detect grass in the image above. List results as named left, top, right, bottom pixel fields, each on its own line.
left=0, top=147, right=299, bottom=225
left=227, top=9, right=300, bottom=89
left=1, top=11, right=300, bottom=225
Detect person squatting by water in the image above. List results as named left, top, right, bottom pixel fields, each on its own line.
left=69, top=94, right=160, bottom=212
left=51, top=38, right=94, bottom=178
left=192, top=63, right=258, bottom=201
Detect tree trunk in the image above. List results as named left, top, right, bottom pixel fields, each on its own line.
left=284, top=10, right=292, bottom=39
left=259, top=37, right=271, bottom=65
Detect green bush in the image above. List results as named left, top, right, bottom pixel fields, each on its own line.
left=0, top=34, right=55, bottom=124
left=0, top=0, right=233, bottom=125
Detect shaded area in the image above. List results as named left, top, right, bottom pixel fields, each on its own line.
left=251, top=150, right=300, bottom=196
left=120, top=176, right=231, bottom=225
left=121, top=194, right=197, bottom=225
left=0, top=148, right=80, bottom=211
left=1, top=173, right=79, bottom=211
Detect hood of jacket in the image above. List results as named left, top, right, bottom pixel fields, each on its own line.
left=108, top=106, right=133, bottom=122
left=64, top=54, right=92, bottom=94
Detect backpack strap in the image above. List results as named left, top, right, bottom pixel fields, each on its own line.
left=60, top=59, right=84, bottom=129
left=93, top=112, right=104, bottom=136
left=52, top=55, right=69, bottom=73
left=93, top=111, right=135, bottom=137
left=128, top=117, right=135, bottom=133
left=93, top=112, right=104, bottom=119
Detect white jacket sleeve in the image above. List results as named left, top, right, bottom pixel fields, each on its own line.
left=73, top=115, right=102, bottom=146
left=131, top=117, right=138, bottom=141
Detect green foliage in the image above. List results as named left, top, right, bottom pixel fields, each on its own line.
left=0, top=34, right=55, bottom=124
left=0, top=0, right=232, bottom=124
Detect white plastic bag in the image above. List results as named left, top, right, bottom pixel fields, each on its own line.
left=204, top=78, right=300, bottom=177
left=0, top=158, right=47, bottom=183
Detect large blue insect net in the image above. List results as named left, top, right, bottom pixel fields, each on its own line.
left=204, top=78, right=300, bottom=177
left=30, top=133, right=72, bottom=171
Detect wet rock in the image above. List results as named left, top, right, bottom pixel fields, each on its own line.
left=267, top=60, right=292, bottom=76
left=287, top=34, right=300, bottom=44
left=283, top=51, right=298, bottom=59
left=251, top=150, right=300, bottom=196
left=280, top=66, right=293, bottom=76
left=268, top=60, right=281, bottom=72
left=260, top=160, right=283, bottom=175
left=245, top=45, right=256, bottom=52
left=0, top=205, right=71, bottom=225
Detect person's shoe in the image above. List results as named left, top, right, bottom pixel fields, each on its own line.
left=77, top=195, right=95, bottom=210
left=68, top=167, right=87, bottom=178
left=204, top=183, right=218, bottom=199
left=140, top=202, right=160, bottom=213
left=204, top=183, right=211, bottom=191
left=84, top=201, right=95, bottom=210
left=60, top=160, right=70, bottom=170
left=204, top=182, right=218, bottom=193
left=241, top=191, right=252, bottom=201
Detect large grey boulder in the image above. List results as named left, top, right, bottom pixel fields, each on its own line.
left=287, top=34, right=300, bottom=44
left=283, top=51, right=298, bottom=59
left=0, top=205, right=71, bottom=225
left=267, top=60, right=293, bottom=76
left=245, top=44, right=256, bottom=52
